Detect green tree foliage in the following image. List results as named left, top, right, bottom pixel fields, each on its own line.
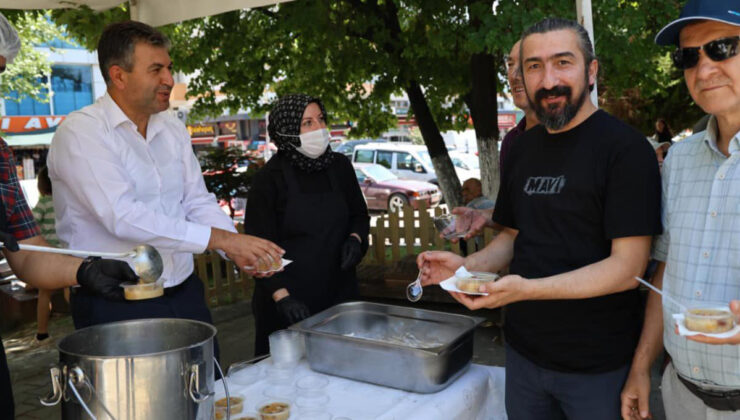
left=199, top=146, right=256, bottom=218
left=51, top=0, right=696, bottom=203
left=0, top=11, right=70, bottom=104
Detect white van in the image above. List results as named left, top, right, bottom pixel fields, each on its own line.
left=352, top=143, right=476, bottom=185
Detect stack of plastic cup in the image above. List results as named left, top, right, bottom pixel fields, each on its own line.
left=268, top=330, right=305, bottom=368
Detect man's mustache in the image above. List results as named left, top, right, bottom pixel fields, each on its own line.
left=534, top=85, right=572, bottom=103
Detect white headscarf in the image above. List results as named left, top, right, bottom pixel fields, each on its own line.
left=0, top=13, right=20, bottom=64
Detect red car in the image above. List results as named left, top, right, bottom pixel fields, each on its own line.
left=353, top=163, right=441, bottom=212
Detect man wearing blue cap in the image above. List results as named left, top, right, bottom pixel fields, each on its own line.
left=620, top=1, right=740, bottom=419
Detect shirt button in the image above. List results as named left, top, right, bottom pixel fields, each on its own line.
left=710, top=211, right=717, bottom=217
left=695, top=290, right=702, bottom=297
left=719, top=173, right=726, bottom=180
left=702, top=251, right=709, bottom=258
left=693, top=366, right=701, bottom=374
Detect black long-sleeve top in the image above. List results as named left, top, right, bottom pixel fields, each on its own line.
left=243, top=152, right=370, bottom=294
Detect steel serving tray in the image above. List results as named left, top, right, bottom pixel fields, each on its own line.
left=290, top=301, right=484, bottom=393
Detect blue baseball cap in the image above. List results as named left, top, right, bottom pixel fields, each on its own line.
left=655, top=0, right=740, bottom=46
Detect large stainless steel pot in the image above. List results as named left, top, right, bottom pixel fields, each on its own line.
left=40, top=318, right=220, bottom=420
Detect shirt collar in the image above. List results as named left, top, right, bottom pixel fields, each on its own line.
left=99, top=92, right=166, bottom=141
left=702, top=115, right=740, bottom=156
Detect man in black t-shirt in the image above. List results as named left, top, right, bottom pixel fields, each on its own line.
left=418, top=18, right=661, bottom=420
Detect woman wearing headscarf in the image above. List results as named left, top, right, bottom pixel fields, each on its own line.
left=244, top=94, right=370, bottom=355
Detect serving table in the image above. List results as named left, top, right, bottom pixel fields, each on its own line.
left=216, top=358, right=507, bottom=420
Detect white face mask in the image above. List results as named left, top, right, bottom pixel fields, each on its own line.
left=297, top=128, right=330, bottom=159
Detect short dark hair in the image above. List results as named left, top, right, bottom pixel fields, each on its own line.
left=97, top=21, right=170, bottom=85
left=520, top=17, right=597, bottom=91
left=37, top=166, right=51, bottom=196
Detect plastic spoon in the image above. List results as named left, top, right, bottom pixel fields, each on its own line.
left=0, top=242, right=163, bottom=284
left=406, top=273, right=423, bottom=302
left=634, top=276, right=688, bottom=312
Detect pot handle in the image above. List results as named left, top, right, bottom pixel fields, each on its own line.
left=65, top=366, right=118, bottom=420
left=188, top=362, right=215, bottom=404
left=39, top=366, right=63, bottom=407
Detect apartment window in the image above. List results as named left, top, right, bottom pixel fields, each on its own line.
left=5, top=65, right=93, bottom=116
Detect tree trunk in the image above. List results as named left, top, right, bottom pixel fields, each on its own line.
left=466, top=54, right=501, bottom=202
left=405, top=80, right=462, bottom=208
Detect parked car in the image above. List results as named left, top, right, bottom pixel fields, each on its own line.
left=335, top=138, right=387, bottom=158
left=353, top=163, right=441, bottom=212
left=448, top=151, right=481, bottom=182
left=352, top=143, right=473, bottom=185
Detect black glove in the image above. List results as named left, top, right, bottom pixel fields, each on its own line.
left=76, top=257, right=138, bottom=302
left=275, top=296, right=310, bottom=325
left=0, top=230, right=19, bottom=252
left=340, top=236, right=363, bottom=271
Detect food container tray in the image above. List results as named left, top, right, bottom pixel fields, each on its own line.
left=290, top=301, right=483, bottom=393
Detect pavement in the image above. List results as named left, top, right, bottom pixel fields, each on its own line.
left=3, top=299, right=666, bottom=419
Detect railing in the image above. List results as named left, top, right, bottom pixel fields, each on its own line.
left=194, top=202, right=496, bottom=307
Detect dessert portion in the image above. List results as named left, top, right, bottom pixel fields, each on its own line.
left=256, top=257, right=284, bottom=272
left=684, top=308, right=735, bottom=333
left=258, top=401, right=291, bottom=420
left=455, top=271, right=498, bottom=293
left=122, top=282, right=163, bottom=300
left=215, top=396, right=244, bottom=416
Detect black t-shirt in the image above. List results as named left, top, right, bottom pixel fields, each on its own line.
left=493, top=110, right=662, bottom=373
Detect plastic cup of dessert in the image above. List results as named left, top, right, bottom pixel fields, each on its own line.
left=455, top=272, right=499, bottom=293
left=684, top=302, right=736, bottom=334
left=256, top=399, right=292, bottom=420
left=215, top=394, right=245, bottom=417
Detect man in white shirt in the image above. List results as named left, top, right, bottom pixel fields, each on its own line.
left=48, top=21, right=284, bottom=330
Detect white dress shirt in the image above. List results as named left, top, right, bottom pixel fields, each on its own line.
left=48, top=93, right=236, bottom=287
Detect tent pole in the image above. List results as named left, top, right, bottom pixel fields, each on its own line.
left=576, top=0, right=598, bottom=106
left=129, top=0, right=140, bottom=21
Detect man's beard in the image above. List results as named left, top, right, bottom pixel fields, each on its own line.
left=528, top=82, right=588, bottom=131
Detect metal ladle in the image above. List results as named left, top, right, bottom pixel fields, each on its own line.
left=1, top=243, right=164, bottom=284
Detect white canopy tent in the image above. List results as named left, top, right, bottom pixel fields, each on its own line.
left=0, top=0, right=291, bottom=27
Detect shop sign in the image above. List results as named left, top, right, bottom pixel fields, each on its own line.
left=218, top=121, right=238, bottom=135
left=1, top=116, right=66, bottom=133
left=497, top=113, right=517, bottom=129
left=187, top=124, right=216, bottom=137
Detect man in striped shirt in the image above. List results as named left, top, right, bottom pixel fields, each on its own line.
left=620, top=1, right=740, bottom=419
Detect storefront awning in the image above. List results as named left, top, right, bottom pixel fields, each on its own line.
left=3, top=132, right=54, bottom=148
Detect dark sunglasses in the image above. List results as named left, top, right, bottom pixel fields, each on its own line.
left=672, top=36, right=740, bottom=70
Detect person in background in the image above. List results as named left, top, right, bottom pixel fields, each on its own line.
left=452, top=39, right=541, bottom=238
left=647, top=138, right=672, bottom=170
left=499, top=39, right=541, bottom=175
left=459, top=178, right=495, bottom=254
left=652, top=118, right=674, bottom=144
left=0, top=13, right=139, bottom=419
left=244, top=94, right=370, bottom=356
left=30, top=166, right=66, bottom=342
left=621, top=1, right=740, bottom=418
left=461, top=178, right=495, bottom=210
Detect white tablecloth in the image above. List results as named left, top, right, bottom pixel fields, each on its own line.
left=216, top=359, right=507, bottom=420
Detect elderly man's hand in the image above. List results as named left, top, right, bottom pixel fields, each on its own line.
left=416, top=251, right=464, bottom=286
left=680, top=300, right=740, bottom=345
left=449, top=207, right=493, bottom=242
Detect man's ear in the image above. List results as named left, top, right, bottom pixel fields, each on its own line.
left=108, top=65, right=127, bottom=91
left=587, top=59, right=599, bottom=88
